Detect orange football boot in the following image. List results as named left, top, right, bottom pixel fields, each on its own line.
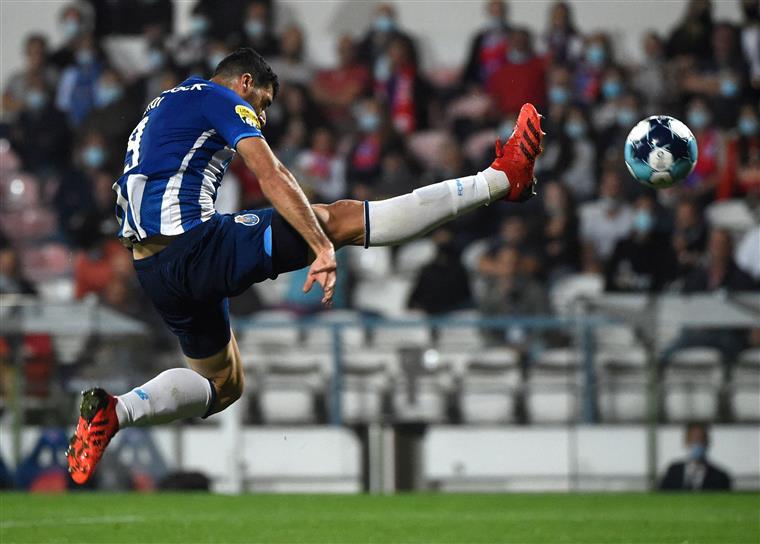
left=67, top=388, right=119, bottom=484
left=491, top=103, right=545, bottom=202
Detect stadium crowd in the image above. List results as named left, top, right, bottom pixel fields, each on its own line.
left=1, top=0, right=759, bottom=327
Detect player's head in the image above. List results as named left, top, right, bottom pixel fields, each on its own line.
left=211, top=47, right=279, bottom=125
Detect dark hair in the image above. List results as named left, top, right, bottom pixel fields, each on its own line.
left=212, top=47, right=279, bottom=98
left=686, top=421, right=710, bottom=445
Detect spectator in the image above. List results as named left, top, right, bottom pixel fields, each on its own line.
left=633, top=31, right=669, bottom=112
left=487, top=27, right=546, bottom=116
left=461, top=0, right=511, bottom=88
left=543, top=1, right=583, bottom=66
left=0, top=241, right=37, bottom=295
left=605, top=194, right=675, bottom=292
left=682, top=97, right=724, bottom=203
left=358, top=3, right=418, bottom=89
left=580, top=168, right=634, bottom=263
left=408, top=228, right=472, bottom=315
left=9, top=74, right=71, bottom=175
left=666, top=0, right=713, bottom=61
left=268, top=25, right=313, bottom=86
left=740, top=0, right=760, bottom=91
left=736, top=225, right=760, bottom=281
left=544, top=65, right=573, bottom=128
left=659, top=422, right=732, bottom=491
left=294, top=127, right=346, bottom=202
left=49, top=2, right=94, bottom=69
left=574, top=33, right=613, bottom=104
left=312, top=35, right=370, bottom=126
left=73, top=238, right=131, bottom=300
left=2, top=34, right=57, bottom=123
left=170, top=4, right=211, bottom=69
left=717, top=104, right=760, bottom=200
left=683, top=229, right=758, bottom=292
left=541, top=181, right=580, bottom=281
left=55, top=33, right=106, bottom=127
left=671, top=198, right=708, bottom=279
left=239, top=0, right=279, bottom=58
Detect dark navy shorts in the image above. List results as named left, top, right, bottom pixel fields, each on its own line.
left=134, top=209, right=308, bottom=359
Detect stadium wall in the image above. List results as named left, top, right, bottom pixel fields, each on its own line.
left=0, top=0, right=743, bottom=92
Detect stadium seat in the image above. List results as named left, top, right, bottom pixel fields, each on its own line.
left=340, top=363, right=390, bottom=424
left=391, top=348, right=452, bottom=423
left=352, top=276, right=414, bottom=317
left=436, top=310, right=486, bottom=351
left=596, top=349, right=649, bottom=423
left=372, top=311, right=432, bottom=348
left=705, top=199, right=755, bottom=235
left=550, top=273, right=604, bottom=316
left=525, top=349, right=582, bottom=423
left=346, top=245, right=392, bottom=280
left=395, top=238, right=436, bottom=277
left=302, top=310, right=366, bottom=351
left=459, top=348, right=521, bottom=424
left=257, top=355, right=325, bottom=424
left=729, top=348, right=760, bottom=422
left=593, top=324, right=640, bottom=353
left=664, top=347, right=723, bottom=422
left=236, top=310, right=301, bottom=352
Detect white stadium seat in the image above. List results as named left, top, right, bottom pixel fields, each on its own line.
left=729, top=349, right=760, bottom=422
left=525, top=349, right=582, bottom=423
left=372, top=311, right=432, bottom=348
left=302, top=310, right=366, bottom=350
left=257, top=357, right=324, bottom=424
left=237, top=310, right=300, bottom=352
left=436, top=310, right=486, bottom=351
left=596, top=350, right=649, bottom=423
left=664, top=347, right=723, bottom=422
left=550, top=273, right=604, bottom=316
left=346, top=245, right=392, bottom=280
left=459, top=349, right=522, bottom=424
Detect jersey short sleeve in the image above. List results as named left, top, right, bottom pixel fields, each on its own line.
left=202, top=86, right=264, bottom=149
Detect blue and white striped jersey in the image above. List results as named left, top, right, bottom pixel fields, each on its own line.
left=113, top=77, right=263, bottom=241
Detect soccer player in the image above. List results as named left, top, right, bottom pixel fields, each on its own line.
left=67, top=48, right=543, bottom=483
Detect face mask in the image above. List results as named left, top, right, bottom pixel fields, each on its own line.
left=565, top=121, right=586, bottom=138
left=488, top=14, right=504, bottom=29
left=688, top=110, right=710, bottom=131
left=373, top=15, right=395, bottom=33
left=720, top=78, right=739, bottom=98
left=146, top=49, right=165, bottom=72
left=602, top=79, right=622, bottom=99
left=507, top=50, right=529, bottom=64
left=617, top=108, right=636, bottom=126
left=245, top=19, right=265, bottom=39
left=61, top=18, right=81, bottom=40
left=76, top=49, right=94, bottom=65
left=95, top=84, right=123, bottom=107
left=633, top=210, right=654, bottom=234
left=586, top=45, right=606, bottom=67
left=739, top=117, right=759, bottom=136
left=358, top=112, right=380, bottom=133
left=688, top=443, right=707, bottom=461
left=82, top=145, right=106, bottom=169
left=208, top=52, right=226, bottom=71
left=549, top=85, right=569, bottom=105
left=25, top=90, right=47, bottom=111
left=189, top=16, right=209, bottom=36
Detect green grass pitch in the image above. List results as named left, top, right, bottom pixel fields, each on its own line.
left=1, top=492, right=758, bottom=543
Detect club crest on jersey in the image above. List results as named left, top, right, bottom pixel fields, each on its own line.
left=235, top=213, right=260, bottom=226
left=235, top=105, right=261, bottom=129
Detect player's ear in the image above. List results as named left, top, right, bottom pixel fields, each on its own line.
left=241, top=73, right=254, bottom=93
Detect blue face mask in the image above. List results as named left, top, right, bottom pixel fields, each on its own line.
left=602, top=79, right=622, bottom=99
left=358, top=113, right=380, bottom=133
left=76, top=49, right=94, bottom=65
left=26, top=90, right=47, bottom=111
left=82, top=146, right=106, bottom=169
left=95, top=84, right=123, bottom=107
left=61, top=18, right=81, bottom=40
left=720, top=78, right=739, bottom=98
left=586, top=45, right=606, bottom=67
left=146, top=49, right=165, bottom=72
left=245, top=19, right=265, bottom=39
left=189, top=16, right=209, bottom=36
left=616, top=108, right=636, bottom=126
left=508, top=49, right=529, bottom=64
left=689, top=443, right=707, bottom=461
left=549, top=86, right=569, bottom=104
left=688, top=110, right=710, bottom=131
left=565, top=121, right=586, bottom=138
left=739, top=117, right=759, bottom=136
left=633, top=210, right=654, bottom=234
left=374, top=15, right=395, bottom=33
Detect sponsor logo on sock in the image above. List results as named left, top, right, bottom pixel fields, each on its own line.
left=456, top=179, right=464, bottom=196
left=134, top=388, right=149, bottom=401
left=235, top=213, right=260, bottom=226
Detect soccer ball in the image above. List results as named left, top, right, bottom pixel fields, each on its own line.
left=623, top=115, right=698, bottom=189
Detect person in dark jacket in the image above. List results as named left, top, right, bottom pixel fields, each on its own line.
left=659, top=422, right=732, bottom=491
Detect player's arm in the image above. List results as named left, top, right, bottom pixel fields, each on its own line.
left=236, top=136, right=336, bottom=305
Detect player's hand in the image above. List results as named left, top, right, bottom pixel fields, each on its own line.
left=303, top=246, right=337, bottom=307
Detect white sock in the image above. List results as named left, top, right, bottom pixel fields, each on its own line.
left=114, top=368, right=215, bottom=428
left=365, top=168, right=509, bottom=246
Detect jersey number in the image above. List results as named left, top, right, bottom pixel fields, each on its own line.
left=124, top=116, right=150, bottom=173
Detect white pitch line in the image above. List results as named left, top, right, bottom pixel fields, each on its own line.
left=0, top=515, right=145, bottom=529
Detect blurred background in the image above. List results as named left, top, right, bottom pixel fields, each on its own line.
left=0, top=0, right=758, bottom=494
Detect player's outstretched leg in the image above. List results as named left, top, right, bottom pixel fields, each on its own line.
left=315, top=103, right=544, bottom=249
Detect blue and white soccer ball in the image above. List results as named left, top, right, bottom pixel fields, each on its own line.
left=623, top=115, right=698, bottom=189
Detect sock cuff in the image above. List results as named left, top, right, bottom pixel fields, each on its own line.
left=201, top=378, right=217, bottom=419
left=480, top=168, right=510, bottom=202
